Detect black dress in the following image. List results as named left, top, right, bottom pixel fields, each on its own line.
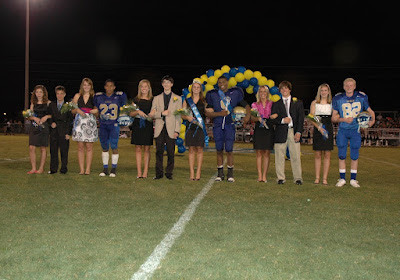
left=29, top=103, right=50, bottom=147
left=313, top=115, right=334, bottom=151
left=313, top=103, right=334, bottom=151
left=131, top=99, right=154, bottom=146
left=185, top=100, right=206, bottom=147
left=253, top=118, right=274, bottom=150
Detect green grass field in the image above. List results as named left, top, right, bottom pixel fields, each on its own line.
left=1, top=135, right=399, bottom=279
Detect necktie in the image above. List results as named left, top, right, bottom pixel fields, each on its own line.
left=284, top=98, right=289, bottom=116
left=58, top=103, right=62, bottom=111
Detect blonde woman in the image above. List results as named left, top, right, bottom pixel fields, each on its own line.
left=71, top=78, right=98, bottom=175
left=181, top=80, right=207, bottom=180
left=250, top=86, right=277, bottom=182
left=130, top=79, right=154, bottom=179
left=27, top=85, right=52, bottom=174
left=309, top=83, right=334, bottom=185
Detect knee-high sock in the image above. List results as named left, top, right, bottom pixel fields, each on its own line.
left=102, top=152, right=109, bottom=169
left=112, top=154, right=119, bottom=168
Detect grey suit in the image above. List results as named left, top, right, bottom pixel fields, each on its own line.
left=151, top=92, right=182, bottom=177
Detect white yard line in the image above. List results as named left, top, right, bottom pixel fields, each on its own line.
left=359, top=155, right=400, bottom=168
left=0, top=157, right=30, bottom=163
left=131, top=172, right=218, bottom=280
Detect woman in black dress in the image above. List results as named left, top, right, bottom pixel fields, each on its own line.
left=27, top=85, right=52, bottom=174
left=181, top=81, right=207, bottom=180
left=130, top=79, right=154, bottom=178
left=309, top=83, right=334, bottom=185
left=250, top=85, right=277, bottom=182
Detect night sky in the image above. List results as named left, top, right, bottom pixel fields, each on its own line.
left=2, top=0, right=400, bottom=120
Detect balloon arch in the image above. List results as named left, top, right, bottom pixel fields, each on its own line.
left=182, top=65, right=282, bottom=101
left=175, top=65, right=282, bottom=154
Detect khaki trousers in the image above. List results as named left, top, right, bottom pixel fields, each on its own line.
left=274, top=128, right=303, bottom=182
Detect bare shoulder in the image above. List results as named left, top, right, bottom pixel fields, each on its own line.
left=72, top=93, right=80, bottom=102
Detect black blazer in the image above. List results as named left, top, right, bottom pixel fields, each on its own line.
left=271, top=97, right=305, bottom=143
left=49, top=101, right=74, bottom=137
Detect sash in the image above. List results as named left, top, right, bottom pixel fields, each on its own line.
left=217, top=90, right=236, bottom=129
left=186, top=97, right=209, bottom=147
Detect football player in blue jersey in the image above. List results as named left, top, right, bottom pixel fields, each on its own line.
left=94, top=79, right=127, bottom=177
left=205, top=76, right=250, bottom=182
left=332, top=78, right=375, bottom=188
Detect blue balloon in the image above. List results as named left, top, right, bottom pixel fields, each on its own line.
left=214, top=84, right=219, bottom=89
left=222, top=73, right=230, bottom=80
left=202, top=84, right=205, bottom=91
left=182, top=88, right=189, bottom=96
left=229, top=68, right=239, bottom=77
left=241, top=79, right=249, bottom=88
left=253, top=85, right=259, bottom=94
left=249, top=77, right=258, bottom=86
left=206, top=69, right=214, bottom=77
left=237, top=81, right=244, bottom=88
left=270, top=86, right=280, bottom=95
left=237, top=66, right=246, bottom=73
left=178, top=145, right=186, bottom=153
left=176, top=137, right=183, bottom=146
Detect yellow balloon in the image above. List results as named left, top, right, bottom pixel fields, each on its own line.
left=271, top=94, right=281, bottom=102
left=188, top=84, right=192, bottom=93
left=175, top=145, right=178, bottom=155
left=244, top=69, right=254, bottom=80
left=235, top=72, right=245, bottom=82
left=246, top=85, right=254, bottom=94
left=228, top=77, right=237, bottom=88
left=204, top=83, right=214, bottom=93
left=207, top=76, right=218, bottom=85
left=266, top=79, right=275, bottom=88
left=180, top=123, right=186, bottom=133
left=221, top=65, right=230, bottom=73
left=200, top=74, right=208, bottom=84
left=253, top=71, right=262, bottom=79
left=268, top=93, right=273, bottom=100
left=214, top=69, right=222, bottom=78
left=180, top=132, right=185, bottom=140
left=258, top=76, right=268, bottom=86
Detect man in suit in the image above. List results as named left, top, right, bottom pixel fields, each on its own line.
left=48, top=86, right=73, bottom=174
left=271, top=81, right=304, bottom=185
left=149, top=75, right=182, bottom=180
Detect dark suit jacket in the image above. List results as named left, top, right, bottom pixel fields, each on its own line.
left=271, top=97, right=305, bottom=143
left=49, top=102, right=74, bottom=137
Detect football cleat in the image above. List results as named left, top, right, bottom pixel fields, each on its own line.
left=336, top=179, right=346, bottom=187
left=215, top=176, right=223, bottom=182
left=350, top=179, right=360, bottom=188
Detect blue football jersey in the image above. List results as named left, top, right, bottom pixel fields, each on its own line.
left=94, top=91, right=127, bottom=125
left=332, top=91, right=370, bottom=130
left=206, top=87, right=244, bottom=126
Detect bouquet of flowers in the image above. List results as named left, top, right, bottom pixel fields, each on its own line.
left=173, top=108, right=191, bottom=116
left=250, top=108, right=269, bottom=129
left=306, top=113, right=328, bottom=139
left=174, top=108, right=203, bottom=129
left=120, top=103, right=139, bottom=115
left=22, top=109, right=43, bottom=129
left=22, top=109, right=35, bottom=118
left=60, top=102, right=78, bottom=114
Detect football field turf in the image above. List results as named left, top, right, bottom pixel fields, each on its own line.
left=0, top=135, right=399, bottom=279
